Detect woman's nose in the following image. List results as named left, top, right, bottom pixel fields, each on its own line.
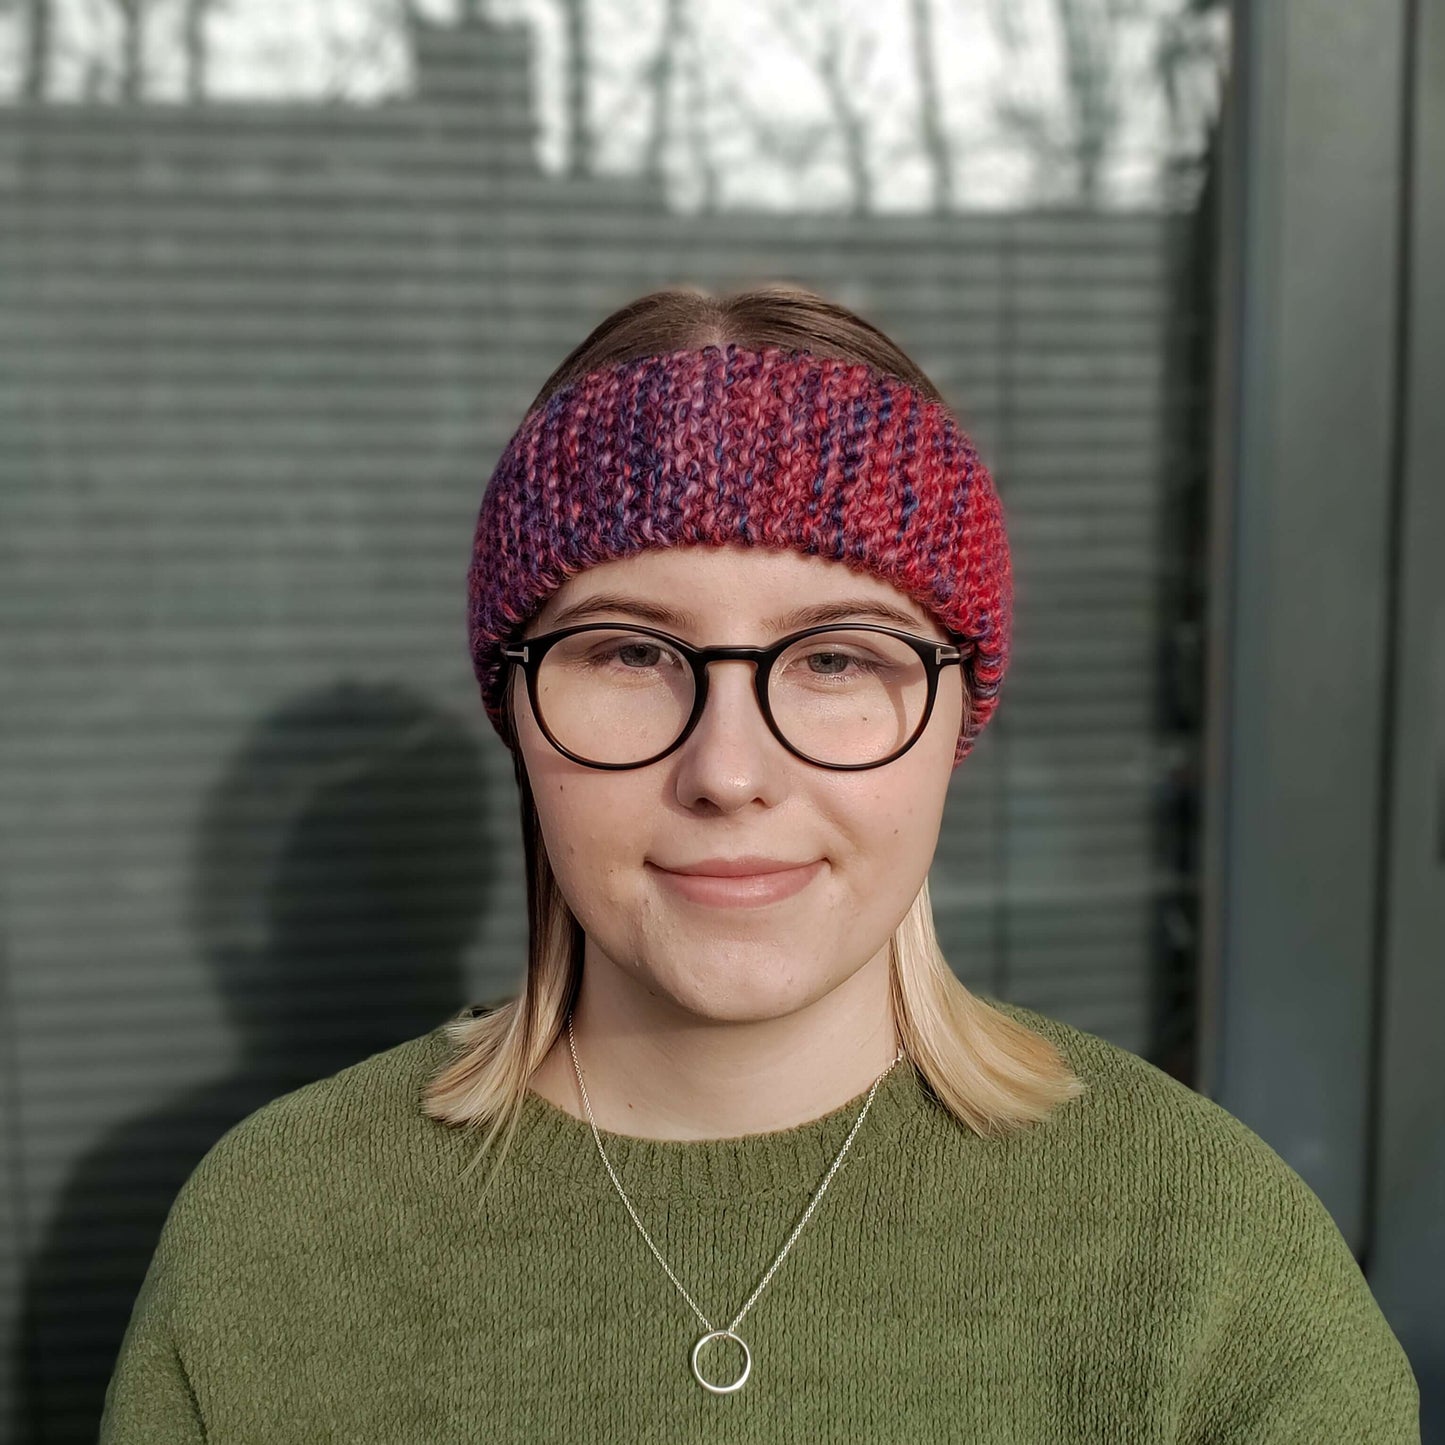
left=671, top=660, right=785, bottom=800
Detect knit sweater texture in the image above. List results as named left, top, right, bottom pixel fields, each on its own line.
left=98, top=998, right=1420, bottom=1443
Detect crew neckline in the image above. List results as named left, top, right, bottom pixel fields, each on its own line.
left=493, top=1049, right=939, bottom=1201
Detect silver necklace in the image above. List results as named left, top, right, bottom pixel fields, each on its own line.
left=565, top=1012, right=905, bottom=1395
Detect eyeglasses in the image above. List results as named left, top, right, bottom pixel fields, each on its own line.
left=502, top=622, right=970, bottom=771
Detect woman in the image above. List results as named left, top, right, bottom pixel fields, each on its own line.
left=100, top=286, right=1419, bottom=1442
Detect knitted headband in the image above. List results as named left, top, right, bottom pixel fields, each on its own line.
left=467, top=342, right=1012, bottom=768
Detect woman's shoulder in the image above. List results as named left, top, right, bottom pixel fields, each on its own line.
left=973, top=994, right=1359, bottom=1257
left=983, top=995, right=1294, bottom=1157
left=163, top=1021, right=458, bottom=1232
left=963, top=998, right=1419, bottom=1434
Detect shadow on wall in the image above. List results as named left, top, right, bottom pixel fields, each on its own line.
left=12, top=682, right=494, bottom=1444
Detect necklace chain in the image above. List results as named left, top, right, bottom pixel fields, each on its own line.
left=565, top=1012, right=904, bottom=1390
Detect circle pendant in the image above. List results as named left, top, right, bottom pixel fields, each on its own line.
left=690, top=1329, right=752, bottom=1394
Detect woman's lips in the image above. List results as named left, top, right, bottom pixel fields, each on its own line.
left=649, top=859, right=824, bottom=908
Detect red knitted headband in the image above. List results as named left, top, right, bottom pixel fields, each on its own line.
left=467, top=343, right=1012, bottom=768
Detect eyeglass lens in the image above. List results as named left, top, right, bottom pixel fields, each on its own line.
left=531, top=627, right=932, bottom=766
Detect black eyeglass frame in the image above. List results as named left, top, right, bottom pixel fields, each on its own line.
left=501, top=621, right=971, bottom=772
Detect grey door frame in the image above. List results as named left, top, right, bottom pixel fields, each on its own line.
left=1199, top=0, right=1406, bottom=1244
left=1365, top=0, right=1445, bottom=1430
left=1199, top=0, right=1439, bottom=1418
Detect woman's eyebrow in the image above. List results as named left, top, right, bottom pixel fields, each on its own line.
left=543, top=593, right=929, bottom=633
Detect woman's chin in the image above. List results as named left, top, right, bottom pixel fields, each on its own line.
left=649, top=963, right=837, bottom=1026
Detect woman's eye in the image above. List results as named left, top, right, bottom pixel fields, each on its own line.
left=596, top=640, right=678, bottom=669
left=786, top=650, right=883, bottom=680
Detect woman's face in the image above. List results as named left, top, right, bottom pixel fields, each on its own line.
left=510, top=543, right=965, bottom=1026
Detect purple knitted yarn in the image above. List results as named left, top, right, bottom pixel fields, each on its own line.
left=467, top=344, right=1012, bottom=768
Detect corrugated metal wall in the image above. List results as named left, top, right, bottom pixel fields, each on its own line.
left=0, top=12, right=1219, bottom=1440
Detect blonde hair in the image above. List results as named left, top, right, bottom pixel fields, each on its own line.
left=423, top=284, right=1087, bottom=1199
